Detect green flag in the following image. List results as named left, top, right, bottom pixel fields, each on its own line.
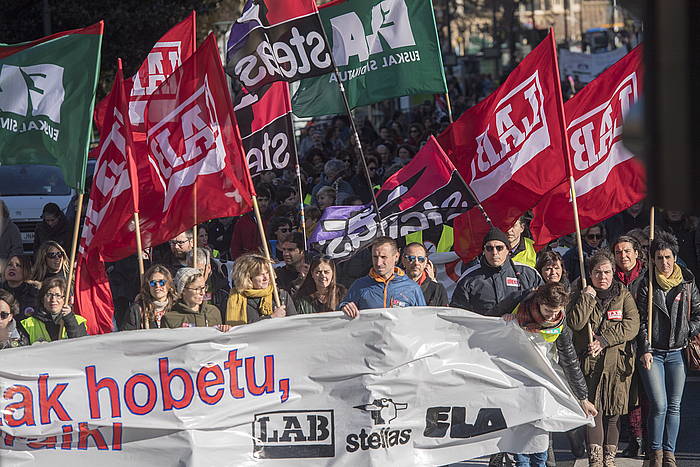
left=0, top=22, right=103, bottom=192
left=291, top=0, right=446, bottom=117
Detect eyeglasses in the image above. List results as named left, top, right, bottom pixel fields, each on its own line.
left=46, top=251, right=63, bottom=259
left=169, top=239, right=191, bottom=246
left=484, top=245, right=506, bottom=252
left=149, top=279, right=167, bottom=287
left=46, top=293, right=64, bottom=300
left=585, top=234, right=602, bottom=240
left=403, top=255, right=426, bottom=263
left=0, top=312, right=11, bottom=319
left=185, top=286, right=206, bottom=293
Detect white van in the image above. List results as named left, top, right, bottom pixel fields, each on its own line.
left=0, top=162, right=95, bottom=254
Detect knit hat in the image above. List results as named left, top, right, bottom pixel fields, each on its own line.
left=173, top=267, right=201, bottom=295
left=482, top=227, right=509, bottom=248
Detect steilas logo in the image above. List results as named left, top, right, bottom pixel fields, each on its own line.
left=227, top=1, right=333, bottom=89
left=346, top=398, right=412, bottom=452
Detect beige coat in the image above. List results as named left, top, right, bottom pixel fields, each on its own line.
left=567, top=285, right=640, bottom=416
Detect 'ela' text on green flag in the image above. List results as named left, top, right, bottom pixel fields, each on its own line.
left=0, top=23, right=103, bottom=191
left=292, top=0, right=447, bottom=117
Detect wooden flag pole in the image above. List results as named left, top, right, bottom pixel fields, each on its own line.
left=445, top=93, right=454, bottom=123
left=295, top=163, right=308, bottom=247
left=66, top=192, right=84, bottom=297
left=133, top=212, right=148, bottom=329
left=647, top=206, right=655, bottom=343
left=549, top=28, right=593, bottom=344
left=314, top=17, right=385, bottom=235
left=251, top=195, right=281, bottom=308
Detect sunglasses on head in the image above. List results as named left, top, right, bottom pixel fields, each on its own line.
left=484, top=245, right=506, bottom=252
left=149, top=279, right=167, bottom=287
left=0, top=312, right=11, bottom=319
left=586, top=234, right=602, bottom=240
left=403, top=254, right=426, bottom=263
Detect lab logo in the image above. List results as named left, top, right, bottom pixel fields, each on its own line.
left=252, top=409, right=335, bottom=459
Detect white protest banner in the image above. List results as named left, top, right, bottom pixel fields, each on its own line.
left=558, top=47, right=628, bottom=83
left=0, top=308, right=589, bottom=466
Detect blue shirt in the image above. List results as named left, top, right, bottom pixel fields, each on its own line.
left=340, top=271, right=426, bottom=310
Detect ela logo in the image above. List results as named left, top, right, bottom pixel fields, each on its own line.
left=330, top=0, right=416, bottom=66
left=252, top=410, right=335, bottom=459
left=0, top=64, right=64, bottom=123
left=346, top=398, right=411, bottom=452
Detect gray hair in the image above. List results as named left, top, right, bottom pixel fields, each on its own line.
left=173, top=267, right=202, bottom=295
left=324, top=159, right=346, bottom=178
left=187, top=247, right=211, bottom=270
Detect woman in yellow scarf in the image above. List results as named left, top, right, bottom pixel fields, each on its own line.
left=635, top=231, right=700, bottom=467
left=225, top=254, right=297, bottom=326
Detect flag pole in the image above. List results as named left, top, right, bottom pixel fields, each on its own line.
left=251, top=195, right=282, bottom=308
left=286, top=98, right=308, bottom=246
left=191, top=10, right=198, bottom=268
left=445, top=93, right=454, bottom=123
left=315, top=17, right=385, bottom=235
left=647, top=206, right=655, bottom=343
left=66, top=193, right=84, bottom=296
left=549, top=28, right=593, bottom=343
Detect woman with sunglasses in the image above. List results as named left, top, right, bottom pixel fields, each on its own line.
left=1, top=254, right=40, bottom=322
left=20, top=278, right=88, bottom=344
left=162, top=268, right=226, bottom=329
left=0, top=289, right=29, bottom=349
left=226, top=254, right=296, bottom=325
left=295, top=257, right=347, bottom=314
left=567, top=250, right=640, bottom=467
left=121, top=265, right=177, bottom=330
left=32, top=241, right=69, bottom=282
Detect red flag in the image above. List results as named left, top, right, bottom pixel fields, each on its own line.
left=530, top=46, right=645, bottom=249
left=75, top=64, right=139, bottom=334
left=234, top=82, right=297, bottom=175
left=437, top=31, right=568, bottom=261
left=94, top=12, right=196, bottom=133
left=133, top=34, right=255, bottom=254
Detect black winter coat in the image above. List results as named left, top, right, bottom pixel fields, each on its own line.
left=420, top=279, right=449, bottom=307
left=450, top=257, right=543, bottom=316
left=636, top=266, right=700, bottom=354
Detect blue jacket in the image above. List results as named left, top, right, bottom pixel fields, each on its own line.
left=340, top=270, right=426, bottom=310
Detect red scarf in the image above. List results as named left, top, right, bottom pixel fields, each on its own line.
left=416, top=270, right=428, bottom=286
left=515, top=299, right=564, bottom=332
left=615, top=260, right=642, bottom=285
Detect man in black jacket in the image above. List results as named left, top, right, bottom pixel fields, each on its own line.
left=451, top=227, right=542, bottom=316
left=401, top=242, right=448, bottom=306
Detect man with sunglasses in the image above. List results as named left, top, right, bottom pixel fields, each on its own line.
left=451, top=227, right=542, bottom=316
left=563, top=224, right=606, bottom=282
left=401, top=243, right=448, bottom=307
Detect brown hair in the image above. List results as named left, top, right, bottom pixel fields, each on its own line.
left=32, top=241, right=69, bottom=281
left=0, top=289, right=19, bottom=315
left=533, top=282, right=570, bottom=308
left=135, top=264, right=177, bottom=322
left=38, top=277, right=68, bottom=310
left=372, top=236, right=398, bottom=253
left=535, top=251, right=567, bottom=283
left=296, top=256, right=346, bottom=311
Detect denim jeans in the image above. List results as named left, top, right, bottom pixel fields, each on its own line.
left=512, top=451, right=547, bottom=467
left=639, top=349, right=686, bottom=452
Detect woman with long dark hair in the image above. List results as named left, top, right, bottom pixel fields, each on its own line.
left=121, top=265, right=177, bottom=330
left=295, top=257, right=347, bottom=314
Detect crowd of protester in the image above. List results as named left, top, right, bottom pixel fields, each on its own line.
left=1, top=89, right=699, bottom=467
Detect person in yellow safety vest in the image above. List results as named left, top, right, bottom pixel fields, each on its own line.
left=497, top=282, right=598, bottom=467
left=21, top=277, right=88, bottom=344
left=404, top=225, right=454, bottom=253
left=507, top=216, right=537, bottom=268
